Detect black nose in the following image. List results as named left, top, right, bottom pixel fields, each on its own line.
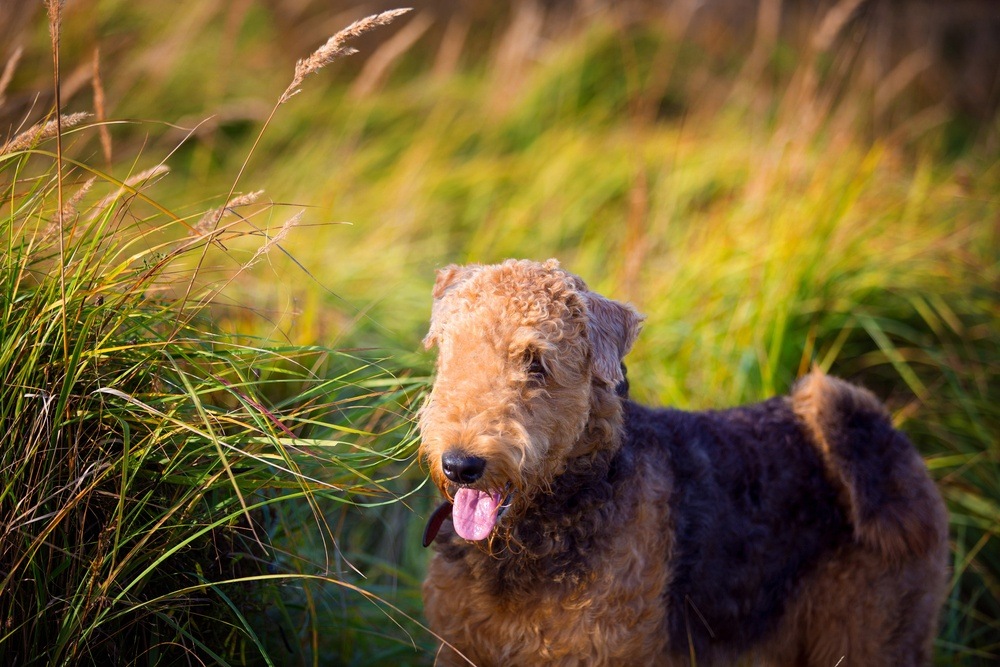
left=441, top=450, right=486, bottom=484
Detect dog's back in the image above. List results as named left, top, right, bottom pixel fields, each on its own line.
left=790, top=372, right=949, bottom=562
left=630, top=398, right=848, bottom=658
left=629, top=372, right=948, bottom=665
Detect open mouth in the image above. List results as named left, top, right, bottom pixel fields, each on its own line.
left=452, top=487, right=506, bottom=541
left=423, top=484, right=514, bottom=547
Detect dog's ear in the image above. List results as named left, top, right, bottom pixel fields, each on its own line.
left=431, top=264, right=476, bottom=300
left=582, top=291, right=644, bottom=386
left=424, top=264, right=479, bottom=350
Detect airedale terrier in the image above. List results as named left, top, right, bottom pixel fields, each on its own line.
left=419, top=259, right=948, bottom=666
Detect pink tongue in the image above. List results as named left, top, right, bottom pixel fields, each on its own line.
left=452, top=488, right=501, bottom=541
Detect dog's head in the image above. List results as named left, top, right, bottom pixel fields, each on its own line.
left=418, top=259, right=643, bottom=543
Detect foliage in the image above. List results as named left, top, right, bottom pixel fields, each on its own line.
left=0, top=139, right=424, bottom=664
left=1, top=2, right=998, bottom=665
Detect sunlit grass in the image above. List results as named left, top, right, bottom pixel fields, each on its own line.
left=2, top=3, right=997, bottom=664
left=0, top=6, right=427, bottom=665
left=0, top=137, right=430, bottom=664
left=203, top=20, right=996, bottom=663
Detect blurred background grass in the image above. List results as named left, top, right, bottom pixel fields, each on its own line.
left=1, top=0, right=998, bottom=664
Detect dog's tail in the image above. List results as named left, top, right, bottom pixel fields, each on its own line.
left=791, top=371, right=948, bottom=564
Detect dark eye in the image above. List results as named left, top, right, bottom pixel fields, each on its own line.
left=525, top=349, right=547, bottom=385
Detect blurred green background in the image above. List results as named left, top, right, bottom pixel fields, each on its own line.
left=1, top=0, right=998, bottom=664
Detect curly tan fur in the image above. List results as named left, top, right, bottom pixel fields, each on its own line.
left=419, top=259, right=948, bottom=666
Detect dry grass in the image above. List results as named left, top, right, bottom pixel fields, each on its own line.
left=281, top=8, right=413, bottom=104
left=1, top=111, right=90, bottom=154
left=192, top=188, right=265, bottom=236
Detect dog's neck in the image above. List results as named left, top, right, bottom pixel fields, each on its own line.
left=459, top=440, right=631, bottom=601
left=446, top=386, right=632, bottom=600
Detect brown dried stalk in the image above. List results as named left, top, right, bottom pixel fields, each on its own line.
left=0, top=45, right=24, bottom=106
left=0, top=112, right=91, bottom=155
left=60, top=176, right=97, bottom=220
left=87, top=165, right=170, bottom=218
left=41, top=176, right=99, bottom=240
left=92, top=47, right=112, bottom=164
left=244, top=210, right=303, bottom=270
left=812, top=0, right=868, bottom=53
left=350, top=12, right=432, bottom=99
left=192, top=189, right=265, bottom=236
left=279, top=8, right=412, bottom=104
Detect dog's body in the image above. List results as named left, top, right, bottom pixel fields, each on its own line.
left=419, top=259, right=948, bottom=666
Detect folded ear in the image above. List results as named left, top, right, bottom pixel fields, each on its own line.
left=431, top=264, right=476, bottom=300
left=582, top=291, right=644, bottom=386
left=423, top=264, right=480, bottom=349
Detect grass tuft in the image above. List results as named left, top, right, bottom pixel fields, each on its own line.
left=0, top=6, right=427, bottom=665
left=0, top=134, right=425, bottom=664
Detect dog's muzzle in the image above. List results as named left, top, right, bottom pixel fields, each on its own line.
left=441, top=450, right=487, bottom=484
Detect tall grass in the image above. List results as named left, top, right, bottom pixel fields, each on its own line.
left=0, top=130, right=428, bottom=665
left=0, top=6, right=426, bottom=666
left=2, top=2, right=998, bottom=664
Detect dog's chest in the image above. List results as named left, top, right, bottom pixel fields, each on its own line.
left=424, top=450, right=673, bottom=664
left=425, top=532, right=671, bottom=665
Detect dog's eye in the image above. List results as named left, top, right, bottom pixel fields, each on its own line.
left=524, top=349, right=547, bottom=385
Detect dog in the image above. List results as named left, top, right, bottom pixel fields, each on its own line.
left=418, top=258, right=948, bottom=666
